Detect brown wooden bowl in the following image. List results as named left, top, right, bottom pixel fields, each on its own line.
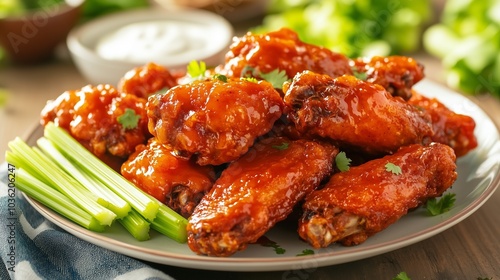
left=0, top=0, right=84, bottom=64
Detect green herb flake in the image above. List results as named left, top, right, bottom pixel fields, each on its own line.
left=260, top=68, right=290, bottom=89
left=213, top=73, right=228, bottom=82
left=426, top=193, right=456, bottom=216
left=335, top=151, right=351, bottom=172
left=296, top=249, right=315, bottom=256
left=352, top=68, right=368, bottom=81
left=385, top=162, right=402, bottom=175
left=260, top=238, right=286, bottom=255
left=117, top=108, right=140, bottom=130
left=393, top=271, right=411, bottom=280
left=242, top=77, right=259, bottom=83
left=272, top=142, right=289, bottom=150
left=187, top=60, right=207, bottom=80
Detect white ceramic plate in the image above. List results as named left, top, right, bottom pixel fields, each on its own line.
left=23, top=79, right=500, bottom=272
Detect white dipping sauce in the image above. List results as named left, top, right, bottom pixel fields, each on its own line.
left=95, top=20, right=216, bottom=65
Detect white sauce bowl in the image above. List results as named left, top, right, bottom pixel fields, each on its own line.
left=67, top=8, right=234, bottom=85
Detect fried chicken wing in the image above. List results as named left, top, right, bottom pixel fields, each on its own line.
left=147, top=78, right=284, bottom=166
left=408, top=91, right=477, bottom=157
left=298, top=143, right=457, bottom=248
left=121, top=138, right=215, bottom=218
left=118, top=62, right=179, bottom=99
left=216, top=28, right=352, bottom=80
left=283, top=71, right=434, bottom=155
left=351, top=56, right=425, bottom=100
left=40, top=84, right=150, bottom=159
left=187, top=137, right=338, bottom=257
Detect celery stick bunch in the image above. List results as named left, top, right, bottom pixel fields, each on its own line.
left=6, top=123, right=187, bottom=243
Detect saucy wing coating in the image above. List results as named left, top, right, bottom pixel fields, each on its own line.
left=408, top=91, right=477, bottom=157
left=121, top=138, right=215, bottom=218
left=187, top=137, right=338, bottom=257
left=283, top=71, right=434, bottom=155
left=40, top=84, right=150, bottom=159
left=351, top=56, right=424, bottom=100
left=147, top=78, right=284, bottom=166
left=118, top=62, right=179, bottom=99
left=298, top=143, right=457, bottom=248
left=216, top=28, right=353, bottom=80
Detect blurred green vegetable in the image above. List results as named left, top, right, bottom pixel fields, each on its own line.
left=424, top=0, right=500, bottom=96
left=254, top=0, right=432, bottom=58
left=0, top=0, right=63, bottom=18
left=82, top=0, right=149, bottom=20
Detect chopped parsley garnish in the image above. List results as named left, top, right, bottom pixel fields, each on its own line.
left=335, top=151, right=351, bottom=172
left=385, top=162, right=402, bottom=175
left=242, top=77, right=259, bottom=83
left=260, top=68, right=289, bottom=89
left=260, top=238, right=286, bottom=254
left=272, top=142, right=289, bottom=150
left=117, top=108, right=140, bottom=130
left=213, top=73, right=228, bottom=82
left=393, top=272, right=411, bottom=280
left=296, top=249, right=315, bottom=256
left=351, top=67, right=368, bottom=81
left=240, top=65, right=290, bottom=89
left=187, top=60, right=207, bottom=80
left=426, top=193, right=456, bottom=216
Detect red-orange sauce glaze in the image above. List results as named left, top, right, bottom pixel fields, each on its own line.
left=187, top=137, right=338, bottom=257
left=284, top=71, right=434, bottom=155
left=40, top=84, right=150, bottom=159
left=299, top=143, right=457, bottom=248
left=408, top=91, right=478, bottom=157
left=147, top=78, right=284, bottom=166
left=118, top=62, right=179, bottom=99
left=121, top=138, right=215, bottom=218
left=217, top=28, right=353, bottom=80
left=350, top=56, right=425, bottom=100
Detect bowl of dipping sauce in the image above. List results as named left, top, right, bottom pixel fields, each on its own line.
left=0, top=0, right=84, bottom=64
left=67, top=8, right=234, bottom=85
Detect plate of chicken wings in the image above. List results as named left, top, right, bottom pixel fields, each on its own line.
left=24, top=28, right=500, bottom=271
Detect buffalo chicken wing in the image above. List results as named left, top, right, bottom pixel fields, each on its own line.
left=187, top=137, right=338, bottom=256
left=147, top=78, right=284, bottom=166
left=298, top=143, right=457, bottom=248
left=121, top=138, right=216, bottom=218
left=283, top=71, right=434, bottom=155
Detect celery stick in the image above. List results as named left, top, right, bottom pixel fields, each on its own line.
left=44, top=122, right=160, bottom=221
left=151, top=204, right=188, bottom=243
left=16, top=168, right=106, bottom=232
left=36, top=137, right=131, bottom=219
left=118, top=209, right=151, bottom=241
left=7, top=137, right=116, bottom=226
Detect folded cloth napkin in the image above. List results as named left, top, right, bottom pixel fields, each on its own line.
left=0, top=162, right=175, bottom=280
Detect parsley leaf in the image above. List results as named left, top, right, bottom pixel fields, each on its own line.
left=351, top=67, right=368, bottom=81
left=296, top=249, right=315, bottom=256
left=117, top=108, right=140, bottom=130
left=393, top=272, right=411, bottom=280
left=260, top=239, right=286, bottom=254
left=272, top=142, right=289, bottom=150
left=260, top=68, right=289, bottom=89
left=187, top=60, right=207, bottom=80
left=213, top=73, right=228, bottom=82
left=335, top=151, right=351, bottom=172
left=385, top=162, right=402, bottom=175
left=426, top=193, right=456, bottom=216
left=242, top=77, right=259, bottom=83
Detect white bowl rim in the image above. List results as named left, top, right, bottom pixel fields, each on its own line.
left=67, top=7, right=234, bottom=69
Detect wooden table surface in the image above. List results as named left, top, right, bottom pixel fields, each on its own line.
left=1, top=45, right=499, bottom=280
